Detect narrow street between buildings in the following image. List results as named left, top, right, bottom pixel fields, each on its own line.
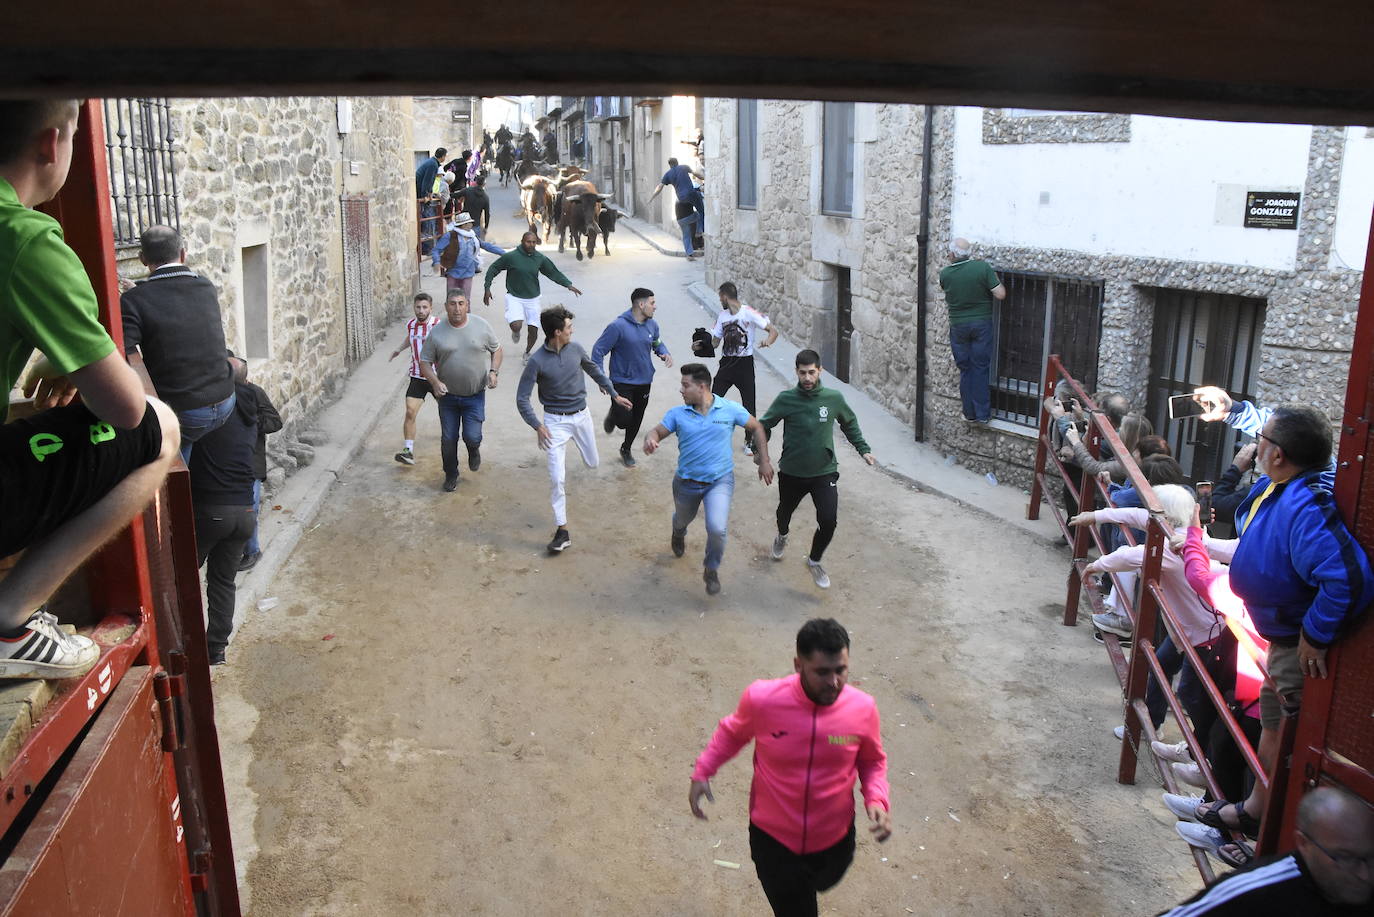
left=213, top=182, right=1200, bottom=916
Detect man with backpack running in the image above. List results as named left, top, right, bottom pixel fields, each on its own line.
left=432, top=212, right=504, bottom=301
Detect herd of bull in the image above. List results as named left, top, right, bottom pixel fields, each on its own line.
left=517, top=165, right=626, bottom=262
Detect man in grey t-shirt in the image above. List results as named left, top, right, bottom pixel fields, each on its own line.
left=516, top=304, right=631, bottom=554
left=419, top=293, right=503, bottom=492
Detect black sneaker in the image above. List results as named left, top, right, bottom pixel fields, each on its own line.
left=395, top=448, right=415, bottom=466
left=238, top=551, right=261, bottom=572
left=208, top=646, right=227, bottom=666
left=620, top=447, right=636, bottom=468
left=671, top=530, right=686, bottom=557
left=467, top=444, right=482, bottom=472
left=603, top=411, right=616, bottom=434
left=443, top=472, right=460, bottom=492
left=704, top=569, right=721, bottom=595
left=548, top=528, right=571, bottom=553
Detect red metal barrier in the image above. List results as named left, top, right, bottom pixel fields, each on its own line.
left=1029, top=356, right=1274, bottom=883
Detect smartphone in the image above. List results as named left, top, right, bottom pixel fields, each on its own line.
left=1195, top=481, right=1214, bottom=527
left=1168, top=393, right=1207, bottom=420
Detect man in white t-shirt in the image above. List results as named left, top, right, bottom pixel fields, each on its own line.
left=698, top=281, right=777, bottom=454
left=388, top=292, right=440, bottom=466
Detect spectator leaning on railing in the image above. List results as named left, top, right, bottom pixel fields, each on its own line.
left=1180, top=386, right=1374, bottom=864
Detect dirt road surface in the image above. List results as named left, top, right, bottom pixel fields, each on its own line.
left=213, top=184, right=1202, bottom=915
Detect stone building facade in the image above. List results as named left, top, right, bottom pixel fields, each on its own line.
left=112, top=96, right=417, bottom=491
left=703, top=99, right=1371, bottom=488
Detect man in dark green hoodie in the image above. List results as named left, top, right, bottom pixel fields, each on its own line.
left=758, top=349, right=875, bottom=589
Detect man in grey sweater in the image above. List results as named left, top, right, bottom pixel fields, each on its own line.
left=516, top=305, right=631, bottom=554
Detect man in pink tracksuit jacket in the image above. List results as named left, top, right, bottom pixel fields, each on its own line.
left=690, top=618, right=892, bottom=916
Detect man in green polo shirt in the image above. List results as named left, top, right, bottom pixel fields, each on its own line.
left=0, top=99, right=181, bottom=680
left=937, top=237, right=1005, bottom=424
left=759, top=349, right=876, bottom=589
left=482, top=230, right=582, bottom=362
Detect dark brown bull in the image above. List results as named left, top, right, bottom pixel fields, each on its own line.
left=595, top=207, right=624, bottom=255
left=555, top=180, right=611, bottom=261
left=519, top=175, right=556, bottom=242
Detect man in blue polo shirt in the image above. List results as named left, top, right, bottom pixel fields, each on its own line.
left=643, top=363, right=773, bottom=595
left=592, top=286, right=672, bottom=468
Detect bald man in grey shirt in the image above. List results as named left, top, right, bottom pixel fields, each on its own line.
left=515, top=305, right=630, bottom=554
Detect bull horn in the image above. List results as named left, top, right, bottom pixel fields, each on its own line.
left=595, top=194, right=612, bottom=201
left=564, top=194, right=582, bottom=202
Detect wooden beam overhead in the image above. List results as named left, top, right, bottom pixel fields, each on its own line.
left=3, top=0, right=1373, bottom=124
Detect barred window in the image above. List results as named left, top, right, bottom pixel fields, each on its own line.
left=103, top=99, right=181, bottom=248
left=991, top=272, right=1104, bottom=426
left=821, top=102, right=854, bottom=216
left=737, top=99, right=758, bottom=210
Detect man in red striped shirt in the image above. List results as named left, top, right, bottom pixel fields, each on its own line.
left=388, top=292, right=440, bottom=465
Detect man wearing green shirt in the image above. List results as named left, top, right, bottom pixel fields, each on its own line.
left=937, top=237, right=1005, bottom=424
left=758, top=349, right=875, bottom=589
left=0, top=100, right=180, bottom=680
left=482, top=230, right=582, bottom=362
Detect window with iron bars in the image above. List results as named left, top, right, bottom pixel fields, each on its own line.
left=1145, top=289, right=1265, bottom=489
left=990, top=271, right=1104, bottom=426
left=103, top=98, right=181, bottom=248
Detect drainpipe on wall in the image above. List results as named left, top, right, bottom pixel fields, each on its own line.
left=914, top=104, right=934, bottom=442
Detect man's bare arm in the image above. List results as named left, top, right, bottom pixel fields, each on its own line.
left=67, top=351, right=151, bottom=429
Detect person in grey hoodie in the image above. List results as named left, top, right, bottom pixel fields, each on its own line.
left=516, top=305, right=631, bottom=554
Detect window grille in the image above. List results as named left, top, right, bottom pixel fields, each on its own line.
left=1146, top=290, right=1265, bottom=485
left=102, top=98, right=180, bottom=248
left=821, top=102, right=854, bottom=216
left=737, top=99, right=758, bottom=209
left=991, top=272, right=1104, bottom=426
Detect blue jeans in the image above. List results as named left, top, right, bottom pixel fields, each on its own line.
left=949, top=318, right=994, bottom=422
left=677, top=214, right=699, bottom=256
left=437, top=391, right=486, bottom=475
left=245, top=479, right=262, bottom=556
left=177, top=391, right=236, bottom=464
left=684, top=189, right=705, bottom=235
left=672, top=473, right=734, bottom=570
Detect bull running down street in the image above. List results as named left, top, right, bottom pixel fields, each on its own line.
left=212, top=179, right=1207, bottom=916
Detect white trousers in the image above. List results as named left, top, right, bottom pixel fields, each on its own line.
left=545, top=409, right=598, bottom=526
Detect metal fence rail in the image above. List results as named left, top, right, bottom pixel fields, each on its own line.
left=1027, top=353, right=1292, bottom=883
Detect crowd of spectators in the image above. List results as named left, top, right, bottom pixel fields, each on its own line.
left=1043, top=384, right=1374, bottom=911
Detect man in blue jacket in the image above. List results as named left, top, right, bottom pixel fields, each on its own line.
left=591, top=287, right=672, bottom=467
left=1189, top=386, right=1373, bottom=861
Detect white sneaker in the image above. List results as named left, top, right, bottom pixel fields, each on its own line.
left=1092, top=610, right=1133, bottom=638
left=0, top=610, right=100, bottom=680
left=1152, top=739, right=1194, bottom=764
left=1172, top=761, right=1207, bottom=788
left=1112, top=725, right=1126, bottom=741
left=1163, top=792, right=1205, bottom=822
left=806, top=558, right=831, bottom=589
left=743, top=441, right=754, bottom=457
left=1176, top=821, right=1225, bottom=853
left=771, top=532, right=787, bottom=561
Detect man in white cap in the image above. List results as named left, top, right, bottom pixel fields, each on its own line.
left=432, top=211, right=504, bottom=302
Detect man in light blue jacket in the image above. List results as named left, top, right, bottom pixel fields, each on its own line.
left=432, top=212, right=504, bottom=302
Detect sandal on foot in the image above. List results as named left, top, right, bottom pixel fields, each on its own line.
left=1196, top=800, right=1261, bottom=838
left=1217, top=840, right=1255, bottom=869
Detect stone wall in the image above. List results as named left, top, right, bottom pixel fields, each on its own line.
left=924, top=120, right=1362, bottom=488
left=704, top=99, right=927, bottom=424
left=117, top=96, right=416, bottom=492
left=705, top=102, right=1364, bottom=491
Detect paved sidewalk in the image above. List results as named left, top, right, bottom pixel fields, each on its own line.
left=228, top=270, right=448, bottom=633
left=686, top=281, right=1060, bottom=543
left=618, top=212, right=690, bottom=258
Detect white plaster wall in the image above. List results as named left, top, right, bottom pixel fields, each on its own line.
left=1331, top=127, right=1374, bottom=271
left=950, top=108, right=1312, bottom=269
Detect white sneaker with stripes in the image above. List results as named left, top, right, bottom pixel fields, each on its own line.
left=0, top=610, right=100, bottom=680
